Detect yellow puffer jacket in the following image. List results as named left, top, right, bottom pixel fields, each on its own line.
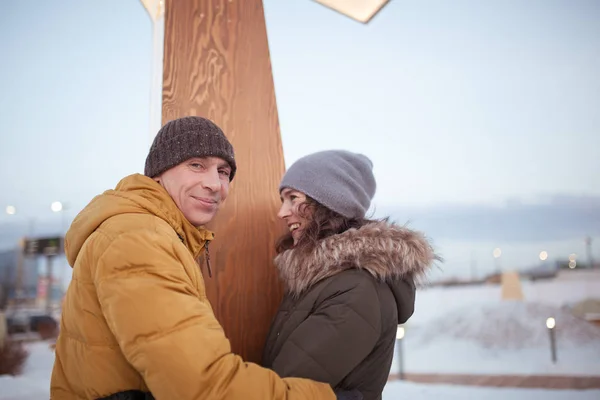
left=50, top=174, right=334, bottom=400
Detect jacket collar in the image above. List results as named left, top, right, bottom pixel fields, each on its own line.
left=112, top=174, right=214, bottom=258
left=274, top=220, right=438, bottom=297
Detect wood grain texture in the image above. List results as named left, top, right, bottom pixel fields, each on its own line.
left=163, top=0, right=285, bottom=363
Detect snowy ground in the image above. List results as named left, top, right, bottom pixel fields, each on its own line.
left=383, top=381, right=600, bottom=399
left=0, top=341, right=54, bottom=400
left=2, top=343, right=599, bottom=400
left=389, top=270, right=600, bottom=377
left=391, top=336, right=600, bottom=377
left=391, top=300, right=600, bottom=376
left=411, top=271, right=600, bottom=326
left=2, top=272, right=599, bottom=399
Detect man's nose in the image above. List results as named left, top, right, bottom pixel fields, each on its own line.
left=203, top=170, right=221, bottom=192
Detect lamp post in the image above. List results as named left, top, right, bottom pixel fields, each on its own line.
left=49, top=201, right=69, bottom=313
left=585, top=236, right=594, bottom=269
left=4, top=206, right=27, bottom=304
left=539, top=250, right=549, bottom=271
left=51, top=201, right=70, bottom=233
left=493, top=247, right=502, bottom=273
left=546, top=317, right=557, bottom=363
left=5, top=207, right=23, bottom=304
left=396, top=326, right=405, bottom=380
left=4, top=205, right=36, bottom=235
left=568, top=254, right=577, bottom=269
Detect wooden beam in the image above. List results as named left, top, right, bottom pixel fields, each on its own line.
left=162, top=0, right=285, bottom=363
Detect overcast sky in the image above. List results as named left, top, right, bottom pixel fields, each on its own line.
left=1, top=0, right=599, bottom=280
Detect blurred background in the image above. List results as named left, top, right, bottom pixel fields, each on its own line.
left=1, top=0, right=599, bottom=399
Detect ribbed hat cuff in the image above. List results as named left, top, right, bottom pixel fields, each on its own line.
left=144, top=134, right=236, bottom=180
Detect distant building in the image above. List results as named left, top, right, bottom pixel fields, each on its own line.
left=0, top=248, right=39, bottom=306
left=0, top=248, right=64, bottom=309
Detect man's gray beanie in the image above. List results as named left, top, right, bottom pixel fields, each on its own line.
left=279, top=150, right=376, bottom=219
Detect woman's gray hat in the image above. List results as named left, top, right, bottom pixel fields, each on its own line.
left=279, top=150, right=376, bottom=219
left=144, top=116, right=236, bottom=180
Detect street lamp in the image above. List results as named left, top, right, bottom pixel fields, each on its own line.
left=493, top=248, right=502, bottom=272
left=51, top=201, right=63, bottom=213
left=568, top=254, right=577, bottom=269
left=396, top=326, right=405, bottom=380
left=49, top=200, right=69, bottom=314
left=546, top=317, right=557, bottom=363
left=50, top=201, right=70, bottom=234
left=4, top=205, right=36, bottom=234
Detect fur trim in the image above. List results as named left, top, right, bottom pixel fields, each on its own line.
left=274, top=220, right=440, bottom=297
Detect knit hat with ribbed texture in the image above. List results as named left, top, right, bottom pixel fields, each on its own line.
left=279, top=150, right=376, bottom=219
left=144, top=116, right=236, bottom=180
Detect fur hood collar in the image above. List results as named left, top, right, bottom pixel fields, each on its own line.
left=274, top=220, right=438, bottom=297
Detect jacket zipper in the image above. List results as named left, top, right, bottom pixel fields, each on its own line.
left=205, top=240, right=213, bottom=278
left=179, top=233, right=213, bottom=278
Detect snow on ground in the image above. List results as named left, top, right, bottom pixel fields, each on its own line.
left=383, top=381, right=600, bottom=400
left=386, top=272, right=600, bottom=376
left=411, top=271, right=600, bottom=326
left=2, top=342, right=599, bottom=400
left=414, top=301, right=600, bottom=349
left=2, top=272, right=599, bottom=398
left=0, top=341, right=54, bottom=400
left=391, top=336, right=600, bottom=376
left=391, top=299, right=600, bottom=376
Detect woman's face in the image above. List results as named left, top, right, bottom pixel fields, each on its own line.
left=278, top=188, right=311, bottom=244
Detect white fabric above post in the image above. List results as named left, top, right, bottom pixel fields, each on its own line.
left=141, top=0, right=165, bottom=146
left=312, top=0, right=391, bottom=23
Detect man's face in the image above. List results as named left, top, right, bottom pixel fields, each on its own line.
left=157, top=157, right=232, bottom=226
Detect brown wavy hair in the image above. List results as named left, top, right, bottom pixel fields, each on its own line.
left=275, top=196, right=380, bottom=255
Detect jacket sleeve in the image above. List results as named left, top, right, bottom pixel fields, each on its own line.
left=94, top=230, right=335, bottom=400
left=271, top=275, right=381, bottom=387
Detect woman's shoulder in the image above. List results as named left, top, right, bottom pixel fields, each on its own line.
left=314, top=269, right=382, bottom=301
left=328, top=268, right=375, bottom=283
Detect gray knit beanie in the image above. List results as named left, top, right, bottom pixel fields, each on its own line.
left=279, top=150, right=376, bottom=219
left=144, top=116, right=236, bottom=180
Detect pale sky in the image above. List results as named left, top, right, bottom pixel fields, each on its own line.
left=1, top=0, right=599, bottom=279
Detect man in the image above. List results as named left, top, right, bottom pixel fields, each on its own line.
left=50, top=117, right=345, bottom=399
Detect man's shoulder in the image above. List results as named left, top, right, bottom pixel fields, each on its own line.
left=97, top=212, right=173, bottom=242
left=89, top=213, right=180, bottom=270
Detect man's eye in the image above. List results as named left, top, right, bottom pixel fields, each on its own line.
left=290, top=195, right=297, bottom=201
left=219, top=169, right=231, bottom=177
left=191, top=163, right=204, bottom=169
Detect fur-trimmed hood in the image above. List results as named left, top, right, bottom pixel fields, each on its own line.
left=274, top=220, right=439, bottom=298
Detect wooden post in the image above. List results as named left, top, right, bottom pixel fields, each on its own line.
left=501, top=271, right=524, bottom=301
left=162, top=0, right=285, bottom=363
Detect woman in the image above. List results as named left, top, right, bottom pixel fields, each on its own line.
left=262, top=150, right=438, bottom=400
